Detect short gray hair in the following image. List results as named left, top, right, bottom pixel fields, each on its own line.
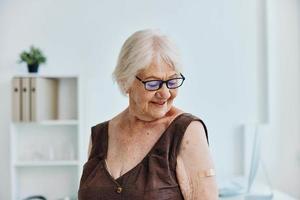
left=112, top=29, right=182, bottom=95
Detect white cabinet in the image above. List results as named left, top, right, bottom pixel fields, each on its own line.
left=10, top=75, right=83, bottom=200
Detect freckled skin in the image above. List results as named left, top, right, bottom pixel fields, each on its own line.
left=87, top=62, right=218, bottom=199
left=103, top=62, right=184, bottom=179
left=176, top=122, right=218, bottom=199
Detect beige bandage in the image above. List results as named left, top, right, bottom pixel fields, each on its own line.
left=197, top=168, right=216, bottom=178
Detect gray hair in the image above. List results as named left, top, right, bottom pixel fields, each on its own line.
left=112, top=29, right=182, bottom=95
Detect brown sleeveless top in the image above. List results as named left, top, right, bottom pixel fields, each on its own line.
left=78, top=113, right=208, bottom=200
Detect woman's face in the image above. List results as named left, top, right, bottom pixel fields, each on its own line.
left=128, top=62, right=179, bottom=121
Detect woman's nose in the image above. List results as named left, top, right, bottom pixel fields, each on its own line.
left=155, top=83, right=171, bottom=99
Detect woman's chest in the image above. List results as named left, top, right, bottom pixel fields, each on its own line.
left=105, top=125, right=167, bottom=178
left=107, top=129, right=162, bottom=161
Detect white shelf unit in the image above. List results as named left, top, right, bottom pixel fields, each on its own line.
left=10, top=75, right=83, bottom=200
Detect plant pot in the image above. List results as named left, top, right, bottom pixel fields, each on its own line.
left=27, top=64, right=39, bottom=73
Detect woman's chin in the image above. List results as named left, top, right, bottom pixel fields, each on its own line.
left=149, top=107, right=169, bottom=119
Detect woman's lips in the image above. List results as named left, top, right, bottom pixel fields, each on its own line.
left=151, top=101, right=166, bottom=106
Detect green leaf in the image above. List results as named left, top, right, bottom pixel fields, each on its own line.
left=18, top=45, right=47, bottom=66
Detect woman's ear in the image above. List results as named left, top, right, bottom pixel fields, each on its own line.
left=120, top=79, right=129, bottom=94
left=125, top=86, right=130, bottom=94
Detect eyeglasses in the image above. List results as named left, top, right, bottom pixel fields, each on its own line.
left=135, top=73, right=185, bottom=91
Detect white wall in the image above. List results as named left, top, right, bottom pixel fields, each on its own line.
left=263, top=0, right=300, bottom=197
left=0, top=0, right=298, bottom=199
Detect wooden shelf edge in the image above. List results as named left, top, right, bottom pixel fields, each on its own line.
left=14, top=160, right=80, bottom=167
left=11, top=120, right=79, bottom=126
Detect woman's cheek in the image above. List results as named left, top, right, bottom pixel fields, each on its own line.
left=170, top=90, right=178, bottom=100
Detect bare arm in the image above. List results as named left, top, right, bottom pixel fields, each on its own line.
left=176, top=121, right=218, bottom=200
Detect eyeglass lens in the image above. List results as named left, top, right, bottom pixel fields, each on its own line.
left=145, top=78, right=183, bottom=91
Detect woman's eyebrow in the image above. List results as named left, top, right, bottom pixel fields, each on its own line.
left=168, top=74, right=179, bottom=78
left=144, top=73, right=178, bottom=80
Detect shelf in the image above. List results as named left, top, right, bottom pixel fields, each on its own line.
left=16, top=167, right=79, bottom=200
left=13, top=74, right=79, bottom=79
left=10, top=75, right=81, bottom=200
left=39, top=119, right=78, bottom=125
left=14, top=160, right=79, bottom=167
left=12, top=120, right=78, bottom=126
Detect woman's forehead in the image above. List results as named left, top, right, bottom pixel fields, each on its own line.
left=138, top=63, right=177, bottom=78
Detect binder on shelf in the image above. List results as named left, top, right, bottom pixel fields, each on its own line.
left=21, top=77, right=30, bottom=122
left=12, top=77, right=22, bottom=122
left=30, top=78, right=58, bottom=121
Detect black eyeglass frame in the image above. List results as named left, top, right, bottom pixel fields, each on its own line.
left=135, top=73, right=185, bottom=91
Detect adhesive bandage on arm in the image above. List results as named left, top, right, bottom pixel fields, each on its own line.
left=197, top=168, right=216, bottom=178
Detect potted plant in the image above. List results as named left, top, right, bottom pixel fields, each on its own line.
left=19, top=46, right=46, bottom=73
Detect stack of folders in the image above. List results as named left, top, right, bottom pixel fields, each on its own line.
left=12, top=77, right=58, bottom=122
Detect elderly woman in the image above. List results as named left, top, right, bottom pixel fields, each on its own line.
left=78, top=29, right=218, bottom=199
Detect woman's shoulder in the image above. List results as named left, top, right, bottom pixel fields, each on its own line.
left=176, top=112, right=209, bottom=144
left=166, top=107, right=204, bottom=126
left=172, top=107, right=204, bottom=122
left=91, top=120, right=109, bottom=130
left=91, top=111, right=124, bottom=134
left=172, top=110, right=208, bottom=137
left=180, top=112, right=204, bottom=121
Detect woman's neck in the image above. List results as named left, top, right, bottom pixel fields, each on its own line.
left=124, top=107, right=174, bottom=130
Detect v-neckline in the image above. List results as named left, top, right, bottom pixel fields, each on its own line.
left=103, top=113, right=186, bottom=182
